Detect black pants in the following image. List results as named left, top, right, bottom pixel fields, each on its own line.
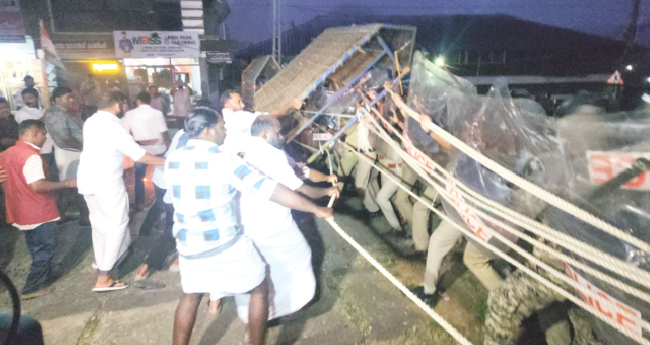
left=134, top=162, right=147, bottom=207
left=22, top=222, right=57, bottom=294
left=140, top=185, right=175, bottom=271
left=175, top=117, right=185, bottom=130
left=57, top=188, right=89, bottom=223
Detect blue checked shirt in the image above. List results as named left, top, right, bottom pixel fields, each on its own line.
left=164, top=139, right=278, bottom=256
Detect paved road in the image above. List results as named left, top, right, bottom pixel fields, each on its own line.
left=0, top=197, right=486, bottom=345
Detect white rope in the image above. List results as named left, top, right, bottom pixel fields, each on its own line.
left=369, top=118, right=650, bottom=303
left=321, top=141, right=473, bottom=345
left=361, top=122, right=650, bottom=329
left=386, top=88, right=650, bottom=256
left=340, top=139, right=650, bottom=344
left=365, top=107, right=650, bottom=290
left=300, top=89, right=650, bottom=344
left=325, top=218, right=474, bottom=345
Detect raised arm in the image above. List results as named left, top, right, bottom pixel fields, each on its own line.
left=269, top=98, right=303, bottom=117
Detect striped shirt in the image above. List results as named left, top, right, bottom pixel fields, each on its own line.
left=164, top=139, right=278, bottom=256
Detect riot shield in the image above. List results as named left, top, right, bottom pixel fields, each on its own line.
left=543, top=111, right=650, bottom=344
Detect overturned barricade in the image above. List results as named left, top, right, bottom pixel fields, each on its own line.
left=252, top=24, right=416, bottom=149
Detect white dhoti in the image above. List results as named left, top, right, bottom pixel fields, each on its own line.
left=234, top=221, right=316, bottom=323
left=180, top=236, right=266, bottom=295
left=83, top=184, right=131, bottom=272
left=53, top=143, right=81, bottom=180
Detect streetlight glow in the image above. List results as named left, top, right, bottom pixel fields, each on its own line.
left=435, top=56, right=445, bottom=67
left=626, top=64, right=634, bottom=71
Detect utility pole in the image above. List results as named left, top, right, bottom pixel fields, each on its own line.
left=620, top=0, right=641, bottom=64
left=272, top=0, right=281, bottom=64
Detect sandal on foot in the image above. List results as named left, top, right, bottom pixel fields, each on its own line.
left=92, top=281, right=129, bottom=292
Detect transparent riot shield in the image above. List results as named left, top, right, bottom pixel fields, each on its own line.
left=543, top=111, right=650, bottom=344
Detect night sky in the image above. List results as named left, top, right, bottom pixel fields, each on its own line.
left=224, top=0, right=650, bottom=46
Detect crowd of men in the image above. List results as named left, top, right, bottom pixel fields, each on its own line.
left=0, top=71, right=342, bottom=345
left=0, top=66, right=624, bottom=345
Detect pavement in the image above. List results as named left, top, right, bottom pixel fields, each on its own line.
left=0, top=196, right=487, bottom=345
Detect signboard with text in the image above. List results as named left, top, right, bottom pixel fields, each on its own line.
left=113, top=31, right=200, bottom=59
left=206, top=51, right=232, bottom=64
left=54, top=39, right=115, bottom=59
left=313, top=133, right=333, bottom=141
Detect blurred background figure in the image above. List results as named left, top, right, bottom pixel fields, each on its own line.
left=80, top=73, right=101, bottom=118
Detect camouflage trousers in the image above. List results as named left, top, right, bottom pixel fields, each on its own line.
left=484, top=270, right=602, bottom=345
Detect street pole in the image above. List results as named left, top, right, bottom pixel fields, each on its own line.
left=46, top=0, right=56, bottom=32
left=272, top=0, right=281, bottom=64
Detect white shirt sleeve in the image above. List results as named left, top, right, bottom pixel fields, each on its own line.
left=265, top=152, right=304, bottom=190
left=23, top=154, right=45, bottom=184
left=113, top=122, right=147, bottom=161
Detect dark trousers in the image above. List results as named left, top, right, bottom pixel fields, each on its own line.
left=175, top=117, right=185, bottom=130
left=134, top=162, right=147, bottom=207
left=22, top=222, right=57, bottom=295
left=140, top=185, right=175, bottom=271
left=57, top=188, right=89, bottom=223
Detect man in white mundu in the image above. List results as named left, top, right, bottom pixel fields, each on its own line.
left=77, top=91, right=166, bottom=292
left=233, top=115, right=339, bottom=321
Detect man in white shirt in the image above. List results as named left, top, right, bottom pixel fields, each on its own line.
left=148, top=85, right=167, bottom=115
left=122, top=91, right=171, bottom=209
left=14, top=75, right=38, bottom=110
left=171, top=79, right=193, bottom=129
left=219, top=90, right=302, bottom=154
left=14, top=87, right=54, bottom=156
left=233, top=115, right=339, bottom=322
left=77, top=91, right=166, bottom=292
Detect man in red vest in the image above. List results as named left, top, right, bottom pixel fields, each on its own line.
left=0, top=120, right=77, bottom=299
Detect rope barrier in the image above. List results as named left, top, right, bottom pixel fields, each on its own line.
left=385, top=88, right=650, bottom=257
left=360, top=120, right=650, bottom=328
left=292, top=81, right=650, bottom=344
left=365, top=107, right=650, bottom=291
left=336, top=139, right=650, bottom=344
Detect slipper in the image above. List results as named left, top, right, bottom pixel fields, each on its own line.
left=92, top=281, right=129, bottom=292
